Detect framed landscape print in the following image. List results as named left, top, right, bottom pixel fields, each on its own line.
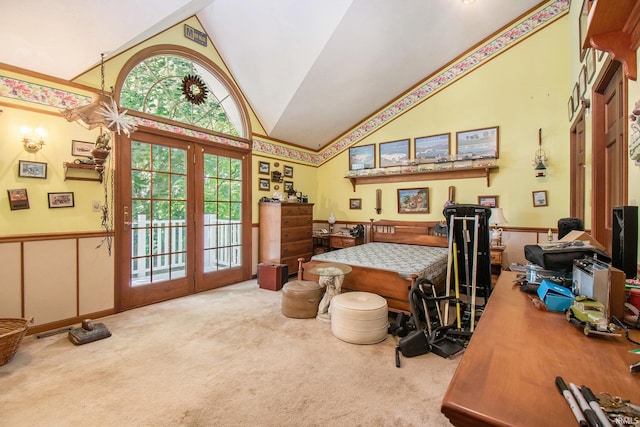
left=71, top=140, right=95, bottom=158
left=18, top=160, right=47, bottom=179
left=532, top=190, right=548, bottom=207
left=379, top=139, right=409, bottom=168
left=478, top=195, right=498, bottom=208
left=397, top=187, right=429, bottom=214
left=48, top=192, right=75, bottom=208
left=258, top=161, right=270, bottom=175
left=349, top=198, right=362, bottom=210
left=349, top=144, right=375, bottom=170
left=414, top=133, right=450, bottom=161
left=283, top=165, right=293, bottom=178
left=456, top=126, right=499, bottom=159
left=259, top=178, right=270, bottom=191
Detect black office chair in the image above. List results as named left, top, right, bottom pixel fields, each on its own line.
left=557, top=217, right=584, bottom=239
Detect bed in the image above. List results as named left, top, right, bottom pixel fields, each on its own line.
left=299, top=219, right=449, bottom=312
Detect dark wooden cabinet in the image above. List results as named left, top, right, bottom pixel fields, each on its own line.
left=259, top=202, right=314, bottom=275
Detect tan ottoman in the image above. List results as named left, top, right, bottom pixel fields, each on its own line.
left=281, top=280, right=324, bottom=319
left=330, top=292, right=388, bottom=344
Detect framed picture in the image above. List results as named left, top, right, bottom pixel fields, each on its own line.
left=284, top=181, right=294, bottom=192
left=349, top=198, right=362, bottom=210
left=283, top=165, right=293, bottom=178
left=271, top=170, right=283, bottom=183
left=568, top=96, right=575, bottom=121
left=586, top=48, right=596, bottom=83
left=478, top=195, right=498, bottom=208
left=578, top=0, right=589, bottom=61
left=456, top=126, right=499, bottom=159
left=397, top=187, right=429, bottom=214
left=379, top=139, right=409, bottom=168
left=18, top=160, right=47, bottom=179
left=414, top=133, right=450, bottom=161
left=579, top=65, right=587, bottom=98
left=258, top=161, right=270, bottom=175
left=349, top=144, right=376, bottom=170
left=259, top=178, right=270, bottom=191
left=48, top=192, right=75, bottom=208
left=532, top=190, right=548, bottom=207
left=572, top=83, right=580, bottom=112
left=7, top=188, right=29, bottom=210
left=71, top=140, right=95, bottom=158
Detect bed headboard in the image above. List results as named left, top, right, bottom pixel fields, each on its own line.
left=369, top=219, right=448, bottom=247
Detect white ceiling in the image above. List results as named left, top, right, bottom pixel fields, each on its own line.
left=0, top=0, right=544, bottom=150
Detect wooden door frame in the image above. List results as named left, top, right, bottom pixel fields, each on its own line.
left=569, top=111, right=585, bottom=220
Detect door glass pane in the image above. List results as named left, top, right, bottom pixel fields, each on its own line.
left=131, top=140, right=187, bottom=285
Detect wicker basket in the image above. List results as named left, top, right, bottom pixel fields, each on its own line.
left=0, top=318, right=31, bottom=366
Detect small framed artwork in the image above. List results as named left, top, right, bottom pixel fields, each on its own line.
left=578, top=0, right=589, bottom=61
left=579, top=65, right=587, bottom=98
left=568, top=96, right=575, bottom=121
left=259, top=178, right=270, bottom=191
left=414, top=133, right=450, bottom=161
left=271, top=170, right=283, bottom=183
left=18, top=160, right=47, bottom=179
left=456, top=126, right=499, bottom=159
left=349, top=144, right=376, bottom=170
left=284, top=181, right=294, bottom=192
left=572, top=83, right=580, bottom=112
left=349, top=198, right=362, bottom=210
left=71, top=140, right=95, bottom=158
left=48, top=192, right=75, bottom=208
left=283, top=165, right=293, bottom=178
left=478, top=195, right=498, bottom=208
left=7, top=189, right=29, bottom=210
left=397, top=187, right=429, bottom=214
left=586, top=48, right=596, bottom=83
left=532, top=190, right=548, bottom=207
left=258, top=161, right=270, bottom=175
left=379, top=139, right=409, bottom=168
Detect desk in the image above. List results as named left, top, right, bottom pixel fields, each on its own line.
left=441, top=271, right=640, bottom=427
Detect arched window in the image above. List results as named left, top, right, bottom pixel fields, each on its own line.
left=119, top=54, right=244, bottom=138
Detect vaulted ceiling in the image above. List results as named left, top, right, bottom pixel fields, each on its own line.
left=0, top=0, right=546, bottom=150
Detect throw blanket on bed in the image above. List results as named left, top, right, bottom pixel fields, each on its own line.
left=311, top=242, right=449, bottom=283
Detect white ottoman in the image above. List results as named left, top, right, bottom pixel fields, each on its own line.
left=330, top=292, right=388, bottom=344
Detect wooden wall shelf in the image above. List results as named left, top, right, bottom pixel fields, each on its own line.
left=346, top=166, right=498, bottom=191
left=584, top=0, right=640, bottom=80
left=63, top=162, right=102, bottom=183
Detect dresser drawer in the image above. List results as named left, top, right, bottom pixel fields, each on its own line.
left=282, top=240, right=314, bottom=257
left=282, top=226, right=313, bottom=243
left=490, top=250, right=503, bottom=265
left=281, top=204, right=314, bottom=216
left=330, top=235, right=364, bottom=249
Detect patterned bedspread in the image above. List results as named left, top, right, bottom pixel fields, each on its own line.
left=311, top=242, right=449, bottom=283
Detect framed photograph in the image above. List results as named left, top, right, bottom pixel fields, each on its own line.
left=456, top=126, right=499, bottom=159
left=349, top=198, right=362, bottom=210
left=7, top=188, right=29, bottom=210
left=283, top=165, right=293, bottom=178
left=258, top=161, right=270, bottom=175
left=568, top=96, right=575, bottom=121
left=48, top=192, right=75, bottom=208
left=349, top=144, right=376, bottom=170
left=379, top=139, right=409, bottom=168
left=586, top=48, right=596, bottom=83
left=259, top=178, right=270, bottom=191
left=572, top=83, right=580, bottom=112
left=18, top=160, right=47, bottom=179
left=284, top=181, right=294, bottom=192
left=397, top=187, right=429, bottom=214
left=414, top=133, right=450, bottom=161
left=271, top=170, right=283, bottom=183
left=578, top=0, right=589, bottom=61
left=532, top=190, right=548, bottom=207
left=579, top=65, right=587, bottom=98
left=478, top=195, right=498, bottom=208
left=71, top=140, right=95, bottom=158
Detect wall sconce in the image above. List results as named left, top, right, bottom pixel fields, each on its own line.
left=375, top=189, right=382, bottom=214
left=21, top=126, right=46, bottom=153
left=533, top=128, right=547, bottom=177
left=489, top=207, right=508, bottom=247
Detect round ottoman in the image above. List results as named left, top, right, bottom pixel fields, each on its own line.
left=281, top=280, right=324, bottom=319
left=330, top=292, right=388, bottom=344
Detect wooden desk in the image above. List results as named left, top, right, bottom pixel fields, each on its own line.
left=329, top=234, right=364, bottom=250
left=441, top=271, right=640, bottom=427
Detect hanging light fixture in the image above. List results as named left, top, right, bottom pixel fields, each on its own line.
left=533, top=128, right=547, bottom=177
left=61, top=53, right=136, bottom=137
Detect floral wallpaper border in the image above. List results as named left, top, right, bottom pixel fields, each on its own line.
left=0, top=0, right=568, bottom=164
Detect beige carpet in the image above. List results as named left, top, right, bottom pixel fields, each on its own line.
left=0, top=280, right=459, bottom=426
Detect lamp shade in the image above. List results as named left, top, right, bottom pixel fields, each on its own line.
left=328, top=213, right=336, bottom=225
left=489, top=208, right=508, bottom=225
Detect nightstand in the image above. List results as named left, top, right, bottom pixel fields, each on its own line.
left=329, top=234, right=364, bottom=250
left=490, top=246, right=505, bottom=283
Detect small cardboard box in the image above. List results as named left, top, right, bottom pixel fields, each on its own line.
left=537, top=279, right=574, bottom=312
left=558, top=230, right=606, bottom=252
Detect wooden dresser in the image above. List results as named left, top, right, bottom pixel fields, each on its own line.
left=259, top=202, right=314, bottom=275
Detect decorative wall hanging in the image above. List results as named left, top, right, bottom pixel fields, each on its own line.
left=379, top=139, right=409, bottom=168
left=181, top=74, right=208, bottom=105
left=48, top=192, right=75, bottom=208
left=397, top=188, right=429, bottom=214
left=7, top=189, right=29, bottom=210
left=18, top=160, right=47, bottom=179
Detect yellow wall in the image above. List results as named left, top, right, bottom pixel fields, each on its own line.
left=315, top=16, right=570, bottom=228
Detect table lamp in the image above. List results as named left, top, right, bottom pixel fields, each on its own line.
left=489, top=208, right=508, bottom=247
left=328, top=213, right=336, bottom=234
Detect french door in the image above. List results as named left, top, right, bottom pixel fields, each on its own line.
left=115, top=131, right=251, bottom=310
